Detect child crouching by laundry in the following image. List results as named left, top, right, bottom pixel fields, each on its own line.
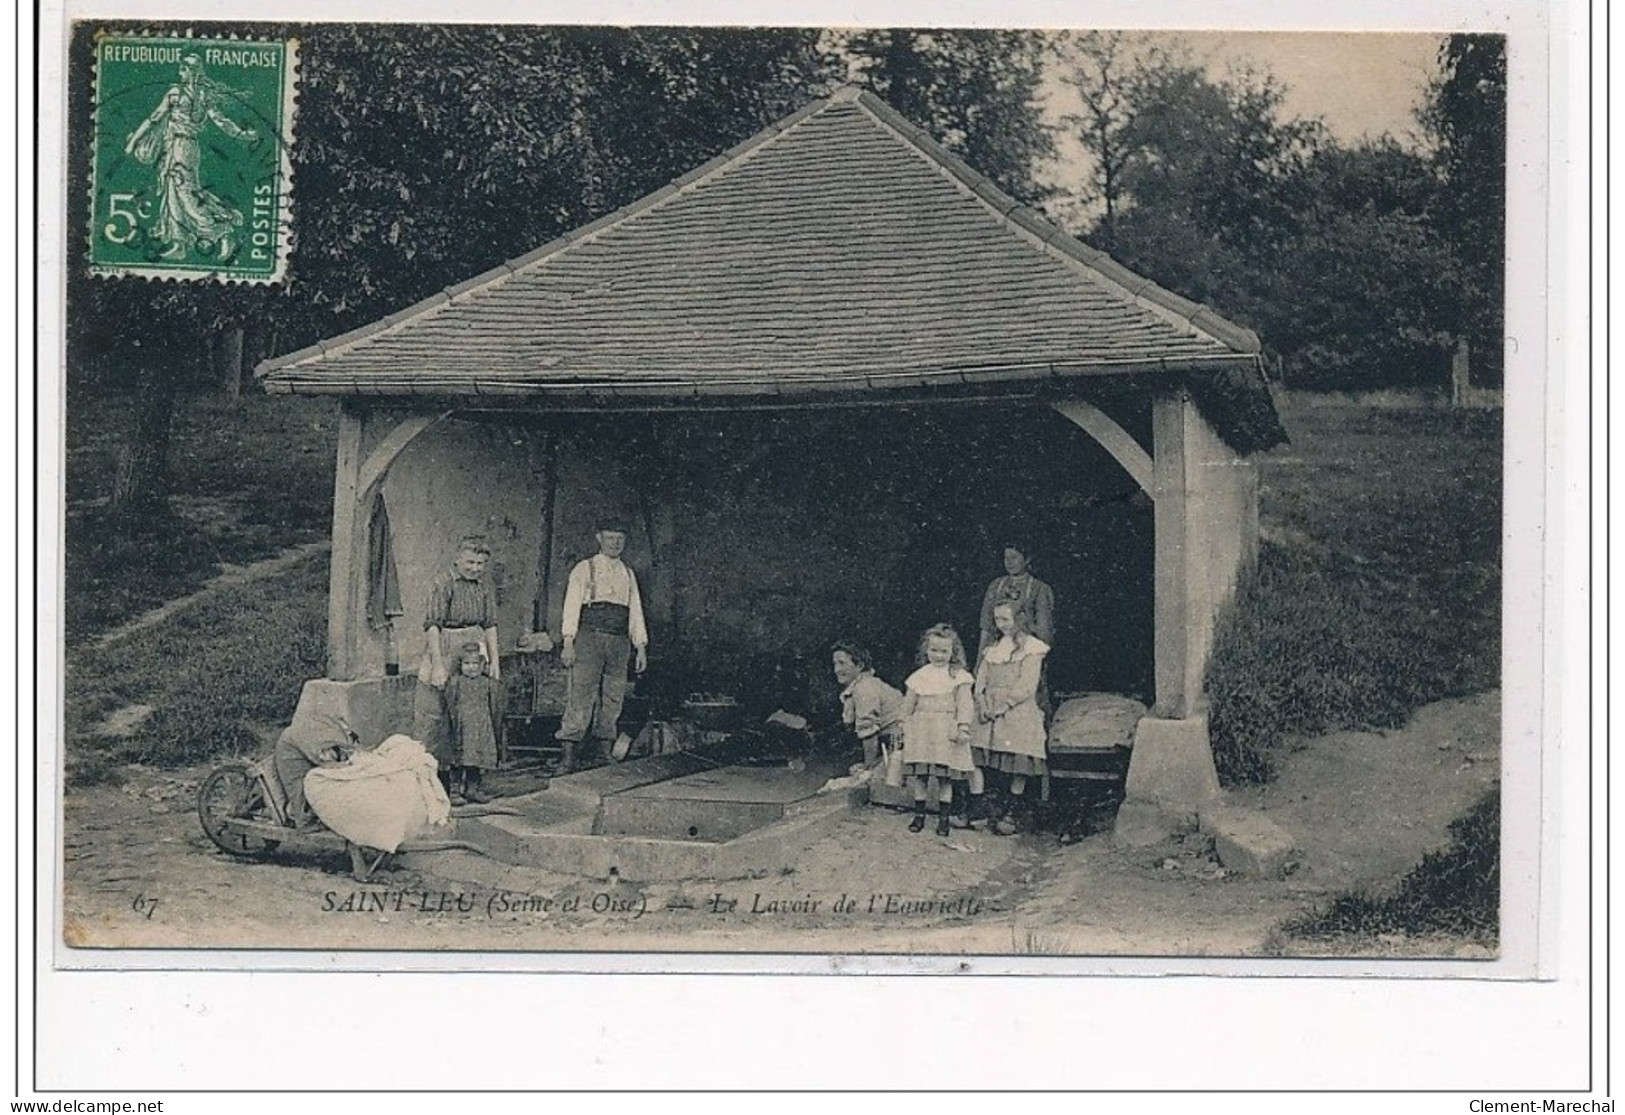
left=831, top=639, right=905, bottom=774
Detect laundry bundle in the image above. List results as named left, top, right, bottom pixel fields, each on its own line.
left=304, top=734, right=452, bottom=851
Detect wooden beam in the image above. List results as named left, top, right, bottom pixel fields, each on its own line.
left=1049, top=399, right=1154, bottom=497
left=534, top=432, right=558, bottom=633
left=356, top=412, right=454, bottom=501
left=1150, top=391, right=1193, bottom=717
left=326, top=403, right=366, bottom=680
left=329, top=408, right=455, bottom=679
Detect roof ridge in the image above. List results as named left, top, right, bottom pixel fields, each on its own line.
left=846, top=89, right=1261, bottom=356
left=258, top=83, right=1261, bottom=381
left=258, top=87, right=849, bottom=378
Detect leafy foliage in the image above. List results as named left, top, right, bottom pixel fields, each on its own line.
left=1268, top=140, right=1463, bottom=389
left=839, top=29, right=1055, bottom=203
left=1421, top=34, right=1507, bottom=386
left=68, top=24, right=1074, bottom=518
left=291, top=25, right=836, bottom=332
left=1053, top=31, right=1170, bottom=241
left=1060, top=36, right=1504, bottom=393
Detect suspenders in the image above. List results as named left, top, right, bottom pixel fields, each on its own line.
left=581, top=557, right=632, bottom=636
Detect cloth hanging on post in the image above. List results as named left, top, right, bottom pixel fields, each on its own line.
left=367, top=491, right=403, bottom=630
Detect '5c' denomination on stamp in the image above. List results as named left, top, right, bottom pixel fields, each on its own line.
left=88, top=34, right=297, bottom=283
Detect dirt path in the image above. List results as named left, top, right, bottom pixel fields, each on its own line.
left=58, top=693, right=1499, bottom=959
left=92, top=540, right=330, bottom=651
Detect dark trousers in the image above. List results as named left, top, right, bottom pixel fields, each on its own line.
left=557, top=630, right=631, bottom=744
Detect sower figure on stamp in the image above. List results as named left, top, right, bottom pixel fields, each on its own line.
left=122, top=54, right=258, bottom=262
left=556, top=519, right=649, bottom=772
left=412, top=536, right=501, bottom=795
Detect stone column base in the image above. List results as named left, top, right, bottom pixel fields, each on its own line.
left=1111, top=800, right=1199, bottom=848
left=1112, top=714, right=1219, bottom=846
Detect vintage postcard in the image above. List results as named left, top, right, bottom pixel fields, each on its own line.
left=48, top=16, right=1542, bottom=975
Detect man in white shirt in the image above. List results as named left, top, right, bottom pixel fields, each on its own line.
left=555, top=519, right=649, bottom=770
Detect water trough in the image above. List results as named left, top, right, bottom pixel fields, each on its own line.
left=444, top=752, right=864, bottom=882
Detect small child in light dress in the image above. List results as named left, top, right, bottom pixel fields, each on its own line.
left=898, top=624, right=977, bottom=837
left=441, top=642, right=501, bottom=805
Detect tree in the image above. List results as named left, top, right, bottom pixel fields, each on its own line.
left=1422, top=34, right=1507, bottom=386
left=1054, top=30, right=1172, bottom=245
left=66, top=24, right=837, bottom=519
left=1096, top=61, right=1323, bottom=346
left=837, top=29, right=1055, bottom=203
left=1273, top=139, right=1463, bottom=388
left=1059, top=44, right=1470, bottom=391
left=289, top=25, right=835, bottom=335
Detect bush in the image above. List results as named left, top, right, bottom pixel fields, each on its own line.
left=1206, top=543, right=1435, bottom=782
left=1204, top=402, right=1501, bottom=785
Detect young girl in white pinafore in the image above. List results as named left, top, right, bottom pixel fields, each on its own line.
left=898, top=624, right=977, bottom=836
left=973, top=602, right=1050, bottom=835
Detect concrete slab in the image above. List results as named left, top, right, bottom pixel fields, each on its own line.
left=447, top=786, right=861, bottom=882
left=425, top=754, right=867, bottom=882
left=1201, top=803, right=1299, bottom=878
left=614, top=764, right=834, bottom=804
left=290, top=676, right=416, bottom=744
left=598, top=798, right=789, bottom=842
left=866, top=779, right=913, bottom=809
left=551, top=752, right=718, bottom=799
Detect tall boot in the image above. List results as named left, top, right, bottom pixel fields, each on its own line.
left=935, top=801, right=952, bottom=837
left=908, top=800, right=928, bottom=833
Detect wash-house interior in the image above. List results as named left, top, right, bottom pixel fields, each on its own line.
left=259, top=86, right=1286, bottom=831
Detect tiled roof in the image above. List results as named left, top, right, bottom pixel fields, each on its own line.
left=260, top=86, right=1264, bottom=405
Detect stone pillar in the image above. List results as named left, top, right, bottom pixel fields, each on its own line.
left=1116, top=388, right=1258, bottom=845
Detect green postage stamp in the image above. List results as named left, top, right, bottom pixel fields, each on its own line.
left=88, top=34, right=297, bottom=283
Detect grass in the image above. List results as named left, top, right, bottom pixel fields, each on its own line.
left=64, top=553, right=330, bottom=786
left=1280, top=786, right=1500, bottom=943
left=63, top=386, right=338, bottom=645
left=1205, top=400, right=1502, bottom=784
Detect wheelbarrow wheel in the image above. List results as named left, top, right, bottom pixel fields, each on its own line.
left=197, top=761, right=280, bottom=858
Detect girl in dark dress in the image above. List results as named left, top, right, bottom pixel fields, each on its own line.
left=442, top=643, right=500, bottom=804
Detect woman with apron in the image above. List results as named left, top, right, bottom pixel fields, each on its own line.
left=412, top=536, right=501, bottom=786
